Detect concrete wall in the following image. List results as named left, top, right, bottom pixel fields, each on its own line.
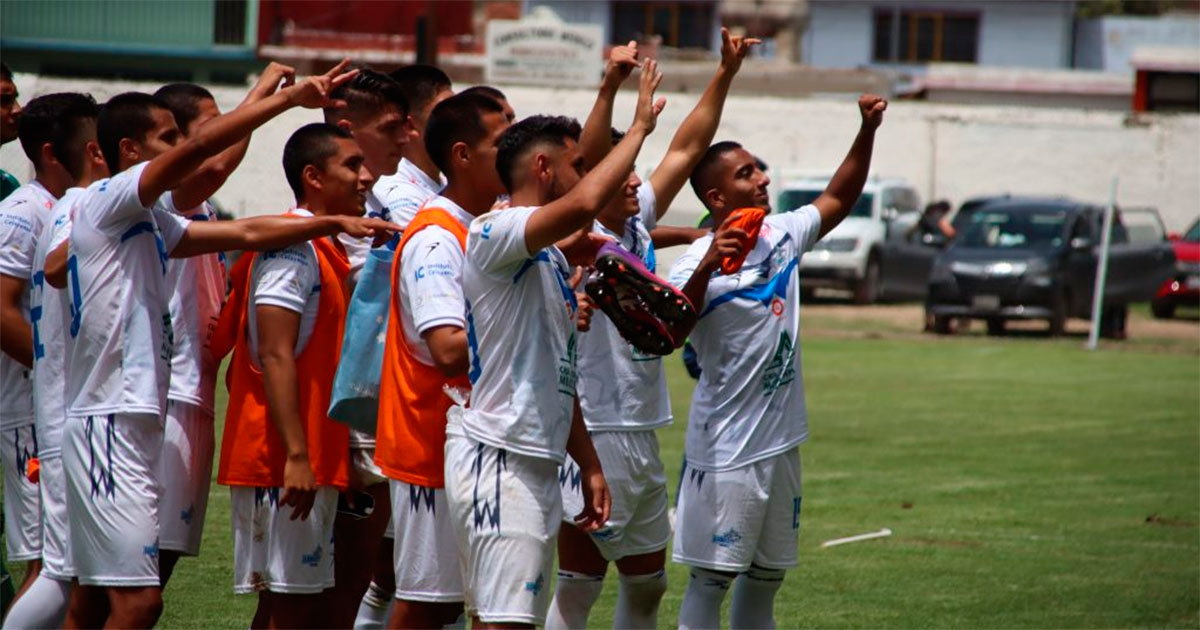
left=805, top=0, right=1075, bottom=69
left=1074, top=15, right=1200, bottom=72
left=2, top=73, right=1196, bottom=241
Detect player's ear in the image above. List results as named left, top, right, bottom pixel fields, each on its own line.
left=118, top=136, right=140, bottom=167
left=533, top=152, right=551, bottom=184
left=301, top=163, right=323, bottom=196
left=704, top=187, right=725, bottom=212
left=38, top=142, right=60, bottom=171
left=451, top=141, right=469, bottom=168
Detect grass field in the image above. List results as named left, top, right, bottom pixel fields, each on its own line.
left=12, top=309, right=1200, bottom=628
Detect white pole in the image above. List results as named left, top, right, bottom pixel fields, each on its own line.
left=1086, top=177, right=1118, bottom=351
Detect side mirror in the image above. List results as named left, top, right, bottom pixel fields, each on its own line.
left=1070, top=236, right=1092, bottom=251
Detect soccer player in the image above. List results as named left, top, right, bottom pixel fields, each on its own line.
left=151, top=62, right=296, bottom=588
left=62, top=62, right=395, bottom=629
left=546, top=28, right=757, bottom=630
left=215, top=121, right=384, bottom=630
left=374, top=92, right=510, bottom=629
left=320, top=67, right=412, bottom=628
left=376, top=65, right=453, bottom=227
left=667, top=94, right=887, bottom=630
left=4, top=92, right=107, bottom=630
left=458, top=86, right=516, bottom=123
left=443, top=59, right=665, bottom=629
left=0, top=63, right=22, bottom=199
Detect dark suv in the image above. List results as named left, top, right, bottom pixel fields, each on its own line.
left=925, top=198, right=1176, bottom=337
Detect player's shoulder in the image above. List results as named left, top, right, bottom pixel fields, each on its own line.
left=258, top=241, right=317, bottom=268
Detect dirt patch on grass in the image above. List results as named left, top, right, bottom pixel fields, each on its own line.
left=901, top=537, right=983, bottom=549
left=1145, top=513, right=1199, bottom=528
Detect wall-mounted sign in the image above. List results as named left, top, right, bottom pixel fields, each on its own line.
left=486, top=19, right=604, bottom=87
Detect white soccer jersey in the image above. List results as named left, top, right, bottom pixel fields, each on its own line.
left=398, top=195, right=472, bottom=367
left=577, top=184, right=671, bottom=431
left=246, top=210, right=321, bottom=361
left=65, top=162, right=190, bottom=418
left=374, top=158, right=443, bottom=229
left=30, top=188, right=83, bottom=455
left=459, top=206, right=579, bottom=463
left=667, top=205, right=822, bottom=472
left=0, top=181, right=56, bottom=427
left=164, top=197, right=225, bottom=413
left=338, top=189, right=385, bottom=274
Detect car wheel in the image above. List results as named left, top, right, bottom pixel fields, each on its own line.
left=930, top=312, right=953, bottom=334
left=1151, top=298, right=1175, bottom=319
left=985, top=318, right=1005, bottom=336
left=853, top=255, right=880, bottom=305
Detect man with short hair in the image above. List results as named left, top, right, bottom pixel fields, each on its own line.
left=458, top=86, right=515, bottom=123
left=667, top=94, right=887, bottom=630
left=374, top=91, right=510, bottom=630
left=3, top=92, right=107, bottom=630
left=216, top=122, right=384, bottom=630
left=0, top=63, right=22, bottom=199
left=62, top=62, right=395, bottom=628
left=443, top=60, right=665, bottom=629
left=546, top=29, right=757, bottom=630
left=377, top=64, right=453, bottom=228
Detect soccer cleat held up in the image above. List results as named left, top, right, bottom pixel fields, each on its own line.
left=585, top=241, right=696, bottom=356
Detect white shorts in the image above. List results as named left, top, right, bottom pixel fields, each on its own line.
left=231, top=485, right=337, bottom=594
left=673, top=448, right=802, bottom=572
left=389, top=480, right=463, bottom=602
left=158, top=401, right=214, bottom=556
left=39, top=451, right=74, bottom=580
left=352, top=447, right=393, bottom=539
left=444, top=434, right=560, bottom=625
left=63, top=414, right=163, bottom=586
left=3, top=422, right=42, bottom=562
left=560, top=430, right=670, bottom=561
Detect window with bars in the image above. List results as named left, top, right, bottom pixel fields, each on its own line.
left=611, top=1, right=714, bottom=49
left=873, top=9, right=979, bottom=63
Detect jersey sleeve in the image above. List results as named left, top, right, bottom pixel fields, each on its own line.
left=774, top=204, right=823, bottom=254
left=44, top=207, right=73, bottom=253
left=637, top=183, right=658, bottom=231
left=251, top=244, right=318, bottom=315
left=152, top=205, right=190, bottom=253
left=667, top=238, right=709, bottom=290
left=467, top=206, right=538, bottom=276
left=0, top=199, right=39, bottom=280
left=401, top=226, right=466, bottom=334
left=94, top=162, right=152, bottom=232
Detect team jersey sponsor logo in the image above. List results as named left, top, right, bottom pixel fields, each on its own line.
left=762, top=330, right=796, bottom=395
left=712, top=528, right=743, bottom=548
left=524, top=572, right=544, bottom=596
left=300, top=544, right=324, bottom=568
left=557, top=332, right=578, bottom=395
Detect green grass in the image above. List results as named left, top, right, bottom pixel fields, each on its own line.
left=15, top=319, right=1200, bottom=628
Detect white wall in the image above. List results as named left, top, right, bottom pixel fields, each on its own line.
left=2, top=73, right=1196, bottom=240
left=1074, top=16, right=1200, bottom=72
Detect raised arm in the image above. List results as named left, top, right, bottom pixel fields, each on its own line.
left=138, top=60, right=358, bottom=208
left=813, top=94, right=887, bottom=239
left=169, top=63, right=296, bottom=211
left=524, top=59, right=666, bottom=253
left=170, top=214, right=399, bottom=259
left=579, top=42, right=639, bottom=170
left=649, top=28, right=758, bottom=217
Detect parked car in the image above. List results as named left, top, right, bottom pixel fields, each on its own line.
left=925, top=198, right=1176, bottom=337
left=1151, top=217, right=1200, bottom=318
left=780, top=176, right=921, bottom=303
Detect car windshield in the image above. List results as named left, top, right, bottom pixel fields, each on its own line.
left=1185, top=220, right=1200, bottom=243
left=958, top=209, right=1067, bottom=249
left=779, top=189, right=873, bottom=218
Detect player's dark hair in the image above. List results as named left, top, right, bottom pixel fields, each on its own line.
left=0, top=64, right=12, bottom=82
left=389, top=64, right=451, bottom=116
left=689, top=140, right=744, bottom=205
left=153, top=83, right=215, bottom=136
left=324, top=68, right=409, bottom=125
left=495, top=115, right=581, bottom=193
left=424, top=93, right=505, bottom=176
left=98, top=92, right=170, bottom=173
left=459, top=85, right=507, bottom=103
left=17, top=92, right=100, bottom=179
left=282, top=122, right=353, bottom=201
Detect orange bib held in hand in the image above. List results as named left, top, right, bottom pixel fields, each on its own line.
left=216, top=232, right=352, bottom=491
left=375, top=207, right=471, bottom=488
left=721, top=207, right=766, bottom=275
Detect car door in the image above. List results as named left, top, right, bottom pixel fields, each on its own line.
left=1102, top=211, right=1176, bottom=303
left=1064, top=211, right=1099, bottom=315
left=881, top=189, right=942, bottom=299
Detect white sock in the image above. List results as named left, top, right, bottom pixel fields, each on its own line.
left=729, top=565, right=785, bottom=630
left=1, top=573, right=71, bottom=629
left=613, top=570, right=667, bottom=630
left=544, top=570, right=605, bottom=630
left=353, top=580, right=393, bottom=629
left=678, top=567, right=733, bottom=630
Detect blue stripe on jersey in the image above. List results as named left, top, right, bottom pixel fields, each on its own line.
left=119, top=221, right=169, bottom=274
left=464, top=298, right=482, bottom=384
left=700, top=257, right=799, bottom=318
left=512, top=251, right=551, bottom=284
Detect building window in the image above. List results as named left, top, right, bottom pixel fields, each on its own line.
left=611, top=1, right=714, bottom=49
left=873, top=9, right=979, bottom=63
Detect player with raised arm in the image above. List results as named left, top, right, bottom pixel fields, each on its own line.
left=546, top=28, right=758, bottom=630
left=667, top=94, right=887, bottom=630
left=442, top=60, right=665, bottom=629
left=374, top=92, right=511, bottom=630
left=60, top=61, right=397, bottom=629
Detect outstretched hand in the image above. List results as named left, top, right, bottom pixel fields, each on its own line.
left=859, top=94, right=887, bottom=130
left=719, top=27, right=761, bottom=75
left=285, top=58, right=360, bottom=110
left=249, top=61, right=297, bottom=100
left=336, top=216, right=404, bottom=247
left=632, top=58, right=667, bottom=135
left=605, top=40, right=640, bottom=86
